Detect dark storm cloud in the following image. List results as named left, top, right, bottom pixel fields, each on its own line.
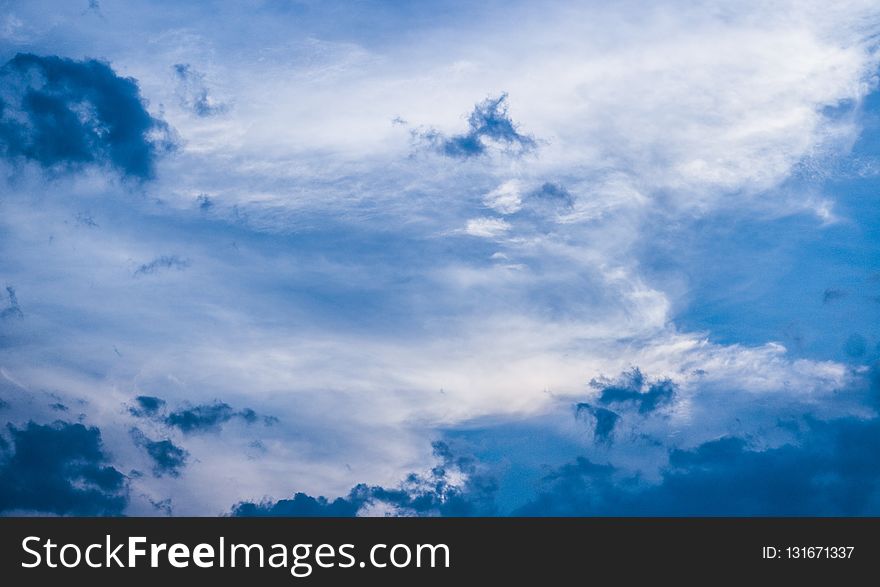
left=130, top=428, right=189, bottom=477
left=129, top=395, right=166, bottom=418
left=575, top=403, right=620, bottom=444
left=164, top=402, right=274, bottom=433
left=0, top=420, right=127, bottom=515
left=418, top=93, right=536, bottom=158
left=232, top=492, right=363, bottom=517
left=232, top=441, right=497, bottom=517
left=128, top=395, right=274, bottom=433
left=590, top=368, right=676, bottom=414
left=516, top=415, right=880, bottom=516
left=143, top=440, right=188, bottom=476
left=0, top=53, right=176, bottom=179
left=149, top=497, right=173, bottom=516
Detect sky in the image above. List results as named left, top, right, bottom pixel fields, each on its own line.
left=1, top=0, right=880, bottom=516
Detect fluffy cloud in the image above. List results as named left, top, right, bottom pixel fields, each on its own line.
left=0, top=53, right=176, bottom=178
left=129, top=395, right=166, bottom=418
left=463, top=217, right=511, bottom=238
left=0, top=421, right=127, bottom=515
left=483, top=180, right=524, bottom=214
left=233, top=441, right=496, bottom=517
left=517, top=413, right=880, bottom=515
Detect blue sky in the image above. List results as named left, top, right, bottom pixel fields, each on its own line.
left=1, top=0, right=880, bottom=515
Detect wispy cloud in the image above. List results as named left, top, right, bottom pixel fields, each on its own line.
left=416, top=93, right=536, bottom=158
left=172, top=63, right=228, bottom=117
left=0, top=286, right=23, bottom=320
left=133, top=255, right=190, bottom=277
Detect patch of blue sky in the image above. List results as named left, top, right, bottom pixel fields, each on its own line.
left=655, top=88, right=880, bottom=364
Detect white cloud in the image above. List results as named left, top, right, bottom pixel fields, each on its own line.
left=464, top=217, right=511, bottom=238
left=483, top=179, right=524, bottom=214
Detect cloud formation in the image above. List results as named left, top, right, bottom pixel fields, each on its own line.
left=232, top=441, right=496, bottom=517
left=517, top=413, right=880, bottom=515
left=0, top=286, right=23, bottom=320
left=127, top=395, right=274, bottom=434
left=574, top=403, right=620, bottom=444
left=527, top=182, right=574, bottom=212
left=589, top=368, right=677, bottom=415
left=0, top=53, right=175, bottom=178
left=0, top=420, right=127, bottom=515
left=129, top=395, right=166, bottom=418
left=419, top=93, right=536, bottom=158
left=133, top=255, right=189, bottom=277
left=130, top=428, right=189, bottom=477
left=173, top=63, right=227, bottom=117
left=165, top=402, right=272, bottom=433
